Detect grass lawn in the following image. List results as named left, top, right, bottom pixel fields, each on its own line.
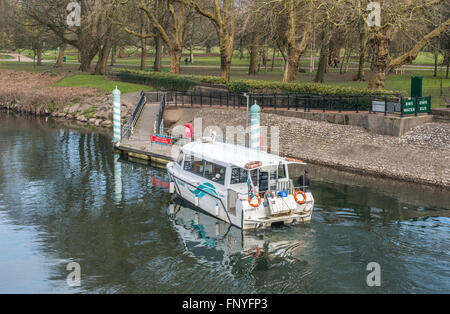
left=2, top=50, right=448, bottom=107
left=0, top=61, right=81, bottom=73
left=51, top=74, right=152, bottom=94
left=412, top=52, right=445, bottom=66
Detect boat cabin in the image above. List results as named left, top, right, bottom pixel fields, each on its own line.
left=174, top=140, right=304, bottom=195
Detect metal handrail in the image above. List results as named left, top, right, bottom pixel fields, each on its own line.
left=155, top=93, right=166, bottom=135
left=123, top=91, right=146, bottom=139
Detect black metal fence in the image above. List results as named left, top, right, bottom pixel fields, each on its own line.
left=141, top=90, right=431, bottom=117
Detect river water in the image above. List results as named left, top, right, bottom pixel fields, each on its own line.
left=0, top=111, right=449, bottom=294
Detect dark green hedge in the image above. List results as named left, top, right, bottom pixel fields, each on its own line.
left=117, top=70, right=197, bottom=91
left=225, top=79, right=395, bottom=96
left=117, top=69, right=396, bottom=96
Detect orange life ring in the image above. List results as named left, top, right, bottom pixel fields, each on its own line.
left=285, top=157, right=304, bottom=163
left=248, top=194, right=262, bottom=207
left=293, top=190, right=307, bottom=204
left=245, top=161, right=262, bottom=170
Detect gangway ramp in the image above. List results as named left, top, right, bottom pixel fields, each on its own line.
left=115, top=92, right=179, bottom=164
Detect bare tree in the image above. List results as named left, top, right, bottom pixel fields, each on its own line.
left=182, top=0, right=236, bottom=81
left=117, top=0, right=189, bottom=74
left=21, top=0, right=117, bottom=73
left=366, top=0, right=450, bottom=90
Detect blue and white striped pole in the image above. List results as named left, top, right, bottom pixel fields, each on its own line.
left=250, top=101, right=261, bottom=151
left=113, top=86, right=121, bottom=143
left=114, top=153, right=122, bottom=204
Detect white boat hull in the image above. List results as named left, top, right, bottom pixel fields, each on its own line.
left=167, top=163, right=314, bottom=230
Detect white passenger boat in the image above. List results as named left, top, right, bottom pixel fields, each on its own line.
left=166, top=138, right=314, bottom=230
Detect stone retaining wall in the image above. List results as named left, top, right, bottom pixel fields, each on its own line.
left=269, top=110, right=434, bottom=137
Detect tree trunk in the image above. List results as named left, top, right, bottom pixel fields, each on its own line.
left=80, top=45, right=99, bottom=73
left=248, top=36, right=258, bottom=76
left=340, top=46, right=350, bottom=74
left=118, top=46, right=126, bottom=58
left=205, top=43, right=211, bottom=54
left=94, top=36, right=112, bottom=75
left=140, top=37, right=147, bottom=71
left=315, top=39, right=328, bottom=83
left=110, top=44, right=116, bottom=66
left=282, top=0, right=311, bottom=83
left=434, top=50, right=438, bottom=77
left=54, top=43, right=66, bottom=68
left=271, top=47, right=276, bottom=72
left=219, top=36, right=233, bottom=81
left=154, top=36, right=162, bottom=72
left=283, top=48, right=300, bottom=83
left=36, top=44, right=43, bottom=66
left=262, top=42, right=267, bottom=71
left=354, top=4, right=367, bottom=81
left=368, top=28, right=392, bottom=90
left=169, top=48, right=182, bottom=74
left=446, top=51, right=449, bottom=79
left=220, top=51, right=232, bottom=81
left=189, top=44, right=194, bottom=64
left=355, top=34, right=367, bottom=81
left=94, top=25, right=113, bottom=75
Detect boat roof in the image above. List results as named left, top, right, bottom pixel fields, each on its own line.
left=181, top=140, right=305, bottom=169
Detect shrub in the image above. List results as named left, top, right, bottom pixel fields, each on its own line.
left=225, top=79, right=394, bottom=96
left=117, top=70, right=196, bottom=91
left=47, top=102, right=58, bottom=113
left=117, top=69, right=396, bottom=97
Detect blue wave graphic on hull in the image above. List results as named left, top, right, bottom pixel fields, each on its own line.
left=188, top=182, right=218, bottom=198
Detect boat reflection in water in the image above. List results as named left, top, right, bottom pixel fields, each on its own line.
left=167, top=198, right=307, bottom=270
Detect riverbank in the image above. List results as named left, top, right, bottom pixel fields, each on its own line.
left=192, top=108, right=450, bottom=188
left=0, top=70, right=141, bottom=128
left=2, top=69, right=449, bottom=189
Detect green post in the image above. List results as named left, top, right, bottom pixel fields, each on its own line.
left=411, top=76, right=423, bottom=98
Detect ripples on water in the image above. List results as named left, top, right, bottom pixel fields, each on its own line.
left=0, top=113, right=449, bottom=293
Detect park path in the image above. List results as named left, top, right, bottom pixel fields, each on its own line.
left=0, top=53, right=444, bottom=72
left=0, top=53, right=34, bottom=62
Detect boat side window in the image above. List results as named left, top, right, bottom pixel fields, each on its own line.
left=278, top=164, right=287, bottom=179
left=250, top=169, right=258, bottom=184
left=176, top=151, right=184, bottom=166
left=203, top=161, right=226, bottom=185
left=183, top=154, right=204, bottom=176
left=231, top=168, right=247, bottom=184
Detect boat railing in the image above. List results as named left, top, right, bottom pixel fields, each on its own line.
left=277, top=180, right=294, bottom=195
left=293, top=185, right=311, bottom=193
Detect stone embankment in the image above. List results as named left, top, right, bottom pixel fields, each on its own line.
left=193, top=108, right=450, bottom=188
left=0, top=70, right=135, bottom=127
